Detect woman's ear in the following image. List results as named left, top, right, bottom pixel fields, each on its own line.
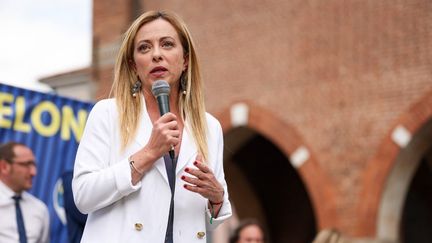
left=183, top=54, right=189, bottom=71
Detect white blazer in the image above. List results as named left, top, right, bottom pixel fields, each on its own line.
left=72, top=98, right=232, bottom=243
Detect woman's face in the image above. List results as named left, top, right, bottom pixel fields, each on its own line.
left=238, top=225, right=264, bottom=243
left=132, top=18, right=187, bottom=92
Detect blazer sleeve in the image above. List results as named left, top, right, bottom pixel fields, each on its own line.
left=72, top=100, right=141, bottom=214
left=205, top=117, right=232, bottom=230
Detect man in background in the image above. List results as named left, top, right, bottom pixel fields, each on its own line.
left=0, top=142, right=50, bottom=243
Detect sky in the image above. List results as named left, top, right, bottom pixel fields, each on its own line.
left=0, top=0, right=92, bottom=92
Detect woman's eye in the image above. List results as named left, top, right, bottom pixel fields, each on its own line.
left=138, top=44, right=150, bottom=52
left=162, top=41, right=174, bottom=48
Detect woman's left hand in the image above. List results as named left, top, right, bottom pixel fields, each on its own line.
left=181, top=155, right=224, bottom=204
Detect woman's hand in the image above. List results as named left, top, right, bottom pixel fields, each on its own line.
left=130, top=112, right=180, bottom=183
left=143, top=112, right=180, bottom=160
left=181, top=155, right=224, bottom=204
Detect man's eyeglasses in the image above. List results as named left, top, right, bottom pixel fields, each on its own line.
left=11, top=160, right=37, bottom=168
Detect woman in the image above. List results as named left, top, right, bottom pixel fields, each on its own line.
left=72, top=10, right=232, bottom=243
left=229, top=219, right=266, bottom=243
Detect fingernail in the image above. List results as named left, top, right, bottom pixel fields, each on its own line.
left=183, top=184, right=187, bottom=188
left=181, top=176, right=185, bottom=180
left=193, top=161, right=198, bottom=166
left=185, top=168, right=189, bottom=172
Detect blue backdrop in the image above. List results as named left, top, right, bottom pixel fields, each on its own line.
left=0, top=83, right=94, bottom=243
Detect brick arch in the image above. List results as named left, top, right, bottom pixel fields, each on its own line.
left=215, top=100, right=339, bottom=229
left=357, top=89, right=432, bottom=237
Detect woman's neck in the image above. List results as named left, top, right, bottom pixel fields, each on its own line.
left=142, top=89, right=180, bottom=122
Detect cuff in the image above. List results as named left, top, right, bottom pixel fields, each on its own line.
left=114, top=158, right=141, bottom=196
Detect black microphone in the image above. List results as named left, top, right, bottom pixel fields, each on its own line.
left=151, top=80, right=175, bottom=160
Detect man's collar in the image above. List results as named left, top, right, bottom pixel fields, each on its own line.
left=0, top=180, right=16, bottom=199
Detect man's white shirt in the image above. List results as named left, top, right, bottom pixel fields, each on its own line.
left=0, top=180, right=50, bottom=243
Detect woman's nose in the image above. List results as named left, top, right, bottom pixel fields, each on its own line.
left=152, top=47, right=163, bottom=62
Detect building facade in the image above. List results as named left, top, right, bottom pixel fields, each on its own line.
left=48, top=0, right=432, bottom=242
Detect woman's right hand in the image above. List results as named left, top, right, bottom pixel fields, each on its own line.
left=145, top=112, right=180, bottom=160
left=130, top=112, right=180, bottom=179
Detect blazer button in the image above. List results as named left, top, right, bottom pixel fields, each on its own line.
left=197, top=231, right=205, bottom=239
left=135, top=223, right=143, bottom=231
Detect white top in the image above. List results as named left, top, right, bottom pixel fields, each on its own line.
left=0, top=181, right=50, bottom=243
left=73, top=98, right=232, bottom=243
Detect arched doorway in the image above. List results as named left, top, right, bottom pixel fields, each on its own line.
left=376, top=119, right=432, bottom=242
left=212, top=101, right=338, bottom=242
left=358, top=90, right=432, bottom=239
left=400, top=124, right=432, bottom=243
left=224, top=126, right=316, bottom=243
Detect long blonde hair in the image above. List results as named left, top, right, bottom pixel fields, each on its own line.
left=111, top=10, right=208, bottom=160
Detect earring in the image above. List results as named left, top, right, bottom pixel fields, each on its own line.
left=131, top=79, right=142, bottom=97
left=180, top=73, right=187, bottom=95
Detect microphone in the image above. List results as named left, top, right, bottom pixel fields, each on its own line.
left=151, top=80, right=175, bottom=160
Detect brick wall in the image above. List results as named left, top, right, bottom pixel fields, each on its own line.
left=92, top=0, right=432, bottom=238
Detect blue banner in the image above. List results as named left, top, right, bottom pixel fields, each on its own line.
left=0, top=83, right=94, bottom=243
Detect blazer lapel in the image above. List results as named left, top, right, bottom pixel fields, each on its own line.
left=176, top=124, right=197, bottom=175
left=131, top=96, right=198, bottom=180
left=133, top=96, right=168, bottom=184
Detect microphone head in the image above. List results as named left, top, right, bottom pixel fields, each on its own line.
left=151, top=80, right=170, bottom=97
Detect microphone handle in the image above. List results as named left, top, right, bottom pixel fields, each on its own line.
left=156, top=95, right=170, bottom=116
left=156, top=95, right=175, bottom=160
left=169, top=150, right=175, bottom=160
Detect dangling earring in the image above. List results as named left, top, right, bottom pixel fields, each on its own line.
left=180, top=72, right=187, bottom=95
left=131, top=78, right=142, bottom=97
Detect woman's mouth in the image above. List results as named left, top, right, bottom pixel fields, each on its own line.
left=150, top=66, right=168, bottom=77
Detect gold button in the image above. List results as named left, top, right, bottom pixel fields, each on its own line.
left=134, top=223, right=143, bottom=231
left=197, top=231, right=205, bottom=239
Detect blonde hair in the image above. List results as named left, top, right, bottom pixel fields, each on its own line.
left=313, top=229, right=343, bottom=243
left=111, top=10, right=208, bottom=160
